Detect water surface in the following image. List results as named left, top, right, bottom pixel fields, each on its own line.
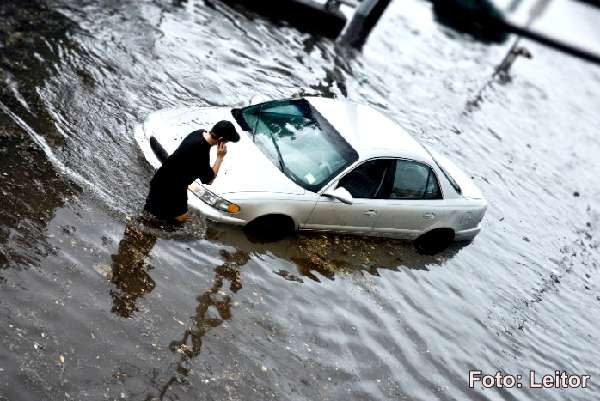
left=1, top=1, right=599, bottom=400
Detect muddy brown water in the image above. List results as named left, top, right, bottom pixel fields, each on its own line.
left=1, top=1, right=599, bottom=400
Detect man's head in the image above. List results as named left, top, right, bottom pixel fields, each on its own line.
left=210, top=120, right=240, bottom=143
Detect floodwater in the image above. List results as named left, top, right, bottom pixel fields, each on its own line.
left=1, top=0, right=599, bottom=400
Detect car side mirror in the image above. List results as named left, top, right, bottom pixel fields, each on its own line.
left=323, top=186, right=353, bottom=205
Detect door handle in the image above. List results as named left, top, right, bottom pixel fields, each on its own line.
left=364, top=210, right=377, bottom=216
left=422, top=212, right=436, bottom=220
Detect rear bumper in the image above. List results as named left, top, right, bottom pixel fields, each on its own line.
left=454, top=225, right=482, bottom=241
left=188, top=193, right=247, bottom=226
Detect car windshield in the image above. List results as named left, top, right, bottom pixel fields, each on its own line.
left=232, top=99, right=358, bottom=192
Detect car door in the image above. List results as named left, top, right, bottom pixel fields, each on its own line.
left=303, top=159, right=393, bottom=234
left=370, top=159, right=447, bottom=239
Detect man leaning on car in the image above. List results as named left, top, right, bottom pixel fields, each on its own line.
left=144, top=120, right=240, bottom=223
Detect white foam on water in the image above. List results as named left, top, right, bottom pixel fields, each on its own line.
left=0, top=99, right=93, bottom=195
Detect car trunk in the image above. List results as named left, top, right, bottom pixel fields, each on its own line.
left=428, top=149, right=484, bottom=199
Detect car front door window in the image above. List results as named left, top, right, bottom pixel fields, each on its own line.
left=337, top=159, right=391, bottom=199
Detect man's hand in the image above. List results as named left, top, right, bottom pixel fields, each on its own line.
left=217, top=142, right=227, bottom=159
left=188, top=182, right=201, bottom=193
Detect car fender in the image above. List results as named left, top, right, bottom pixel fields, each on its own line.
left=229, top=195, right=319, bottom=229
left=415, top=202, right=483, bottom=234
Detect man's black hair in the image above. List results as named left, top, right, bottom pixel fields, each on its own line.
left=211, top=120, right=240, bottom=143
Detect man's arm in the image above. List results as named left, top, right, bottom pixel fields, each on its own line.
left=206, top=142, right=227, bottom=185
left=188, top=142, right=227, bottom=192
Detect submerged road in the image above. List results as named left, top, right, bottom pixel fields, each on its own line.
left=1, top=0, right=599, bottom=400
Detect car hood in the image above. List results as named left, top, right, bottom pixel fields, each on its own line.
left=136, top=105, right=305, bottom=196
left=209, top=131, right=306, bottom=196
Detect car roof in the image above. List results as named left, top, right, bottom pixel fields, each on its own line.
left=306, top=97, right=432, bottom=164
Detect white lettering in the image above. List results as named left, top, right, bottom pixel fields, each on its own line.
left=469, top=370, right=481, bottom=388
left=530, top=371, right=542, bottom=388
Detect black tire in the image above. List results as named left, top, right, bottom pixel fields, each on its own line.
left=244, top=215, right=295, bottom=242
left=414, top=229, right=455, bottom=255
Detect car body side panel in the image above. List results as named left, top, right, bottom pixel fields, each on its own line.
left=370, top=199, right=451, bottom=239
left=302, top=196, right=378, bottom=235
left=371, top=197, right=486, bottom=239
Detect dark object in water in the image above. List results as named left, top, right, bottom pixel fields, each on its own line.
left=340, top=0, right=393, bottom=49
left=429, top=0, right=600, bottom=67
left=495, top=45, right=533, bottom=83
left=414, top=228, right=455, bottom=255
left=429, top=0, right=509, bottom=44
left=243, top=215, right=296, bottom=243
left=219, top=0, right=346, bottom=38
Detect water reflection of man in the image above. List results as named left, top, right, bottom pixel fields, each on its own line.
left=110, top=222, right=157, bottom=318
left=150, top=250, right=249, bottom=400
left=169, top=250, right=247, bottom=358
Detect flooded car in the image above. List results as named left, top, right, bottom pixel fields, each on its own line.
left=135, top=97, right=487, bottom=250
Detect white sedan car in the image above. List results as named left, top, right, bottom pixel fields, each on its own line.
left=135, top=97, right=486, bottom=251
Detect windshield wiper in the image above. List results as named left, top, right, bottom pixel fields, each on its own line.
left=269, top=130, right=286, bottom=172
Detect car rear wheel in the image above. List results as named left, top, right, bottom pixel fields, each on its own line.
left=244, top=215, right=296, bottom=242
left=414, top=228, right=455, bottom=255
